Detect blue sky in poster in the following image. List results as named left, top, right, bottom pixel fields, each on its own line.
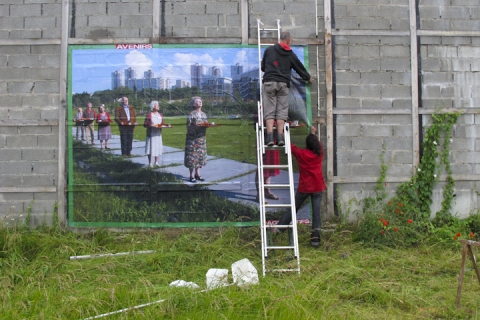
left=71, top=46, right=305, bottom=94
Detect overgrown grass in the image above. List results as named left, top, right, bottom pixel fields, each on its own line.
left=1, top=224, right=479, bottom=319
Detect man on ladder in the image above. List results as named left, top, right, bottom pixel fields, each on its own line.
left=261, top=31, right=314, bottom=147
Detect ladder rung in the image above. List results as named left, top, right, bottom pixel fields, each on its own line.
left=264, top=146, right=286, bottom=150
left=259, top=43, right=276, bottom=46
left=264, top=184, right=290, bottom=189
left=267, top=268, right=300, bottom=273
left=260, top=28, right=280, bottom=31
left=264, top=204, right=293, bottom=208
left=266, top=246, right=295, bottom=250
left=263, top=165, right=288, bottom=169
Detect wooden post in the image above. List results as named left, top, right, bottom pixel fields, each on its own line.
left=456, top=240, right=480, bottom=308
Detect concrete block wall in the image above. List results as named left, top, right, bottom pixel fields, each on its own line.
left=419, top=0, right=480, bottom=31
left=333, top=0, right=409, bottom=30
left=1, top=0, right=480, bottom=225
left=72, top=0, right=153, bottom=38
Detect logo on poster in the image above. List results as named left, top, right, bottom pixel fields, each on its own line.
left=116, top=44, right=153, bottom=49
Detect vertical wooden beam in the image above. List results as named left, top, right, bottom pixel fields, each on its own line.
left=241, top=0, right=248, bottom=44
left=456, top=242, right=469, bottom=307
left=58, top=0, right=69, bottom=226
left=409, top=0, right=420, bottom=169
left=324, top=0, right=334, bottom=218
left=152, top=0, right=160, bottom=42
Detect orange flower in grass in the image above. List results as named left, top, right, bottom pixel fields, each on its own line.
left=398, top=203, right=403, bottom=207
left=383, top=220, right=388, bottom=227
left=407, top=219, right=413, bottom=224
left=379, top=218, right=383, bottom=222
left=394, top=227, right=398, bottom=232
left=456, top=232, right=461, bottom=238
left=388, top=201, right=392, bottom=205
left=470, top=232, right=475, bottom=239
left=395, top=209, right=400, bottom=214
left=381, top=230, right=385, bottom=235
left=454, top=236, right=457, bottom=241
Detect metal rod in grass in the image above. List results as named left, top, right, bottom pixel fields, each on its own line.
left=69, top=250, right=156, bottom=260
left=84, top=285, right=235, bottom=319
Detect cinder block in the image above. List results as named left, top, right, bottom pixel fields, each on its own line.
left=23, top=149, right=56, bottom=161
left=335, top=97, right=360, bottom=108
left=174, top=2, right=206, bottom=14
left=22, top=94, right=59, bottom=108
left=2, top=68, right=58, bottom=81
left=40, top=55, right=61, bottom=68
left=7, top=82, right=35, bottom=94
left=391, top=150, right=413, bottom=164
left=31, top=45, right=60, bottom=55
left=25, top=0, right=57, bottom=3
left=18, top=126, right=53, bottom=135
left=361, top=150, right=386, bottom=165
left=75, top=2, right=106, bottom=15
left=335, top=164, right=351, bottom=177
left=418, top=6, right=441, bottom=19
left=450, top=163, right=475, bottom=175
left=380, top=45, right=409, bottom=58
left=225, top=14, right=241, bottom=26
left=171, top=27, right=206, bottom=37
left=22, top=175, right=55, bottom=186
left=382, top=114, right=412, bottom=125
left=120, top=15, right=152, bottom=28
left=28, top=200, right=57, bottom=216
left=0, top=95, right=21, bottom=107
left=350, top=85, right=382, bottom=98
left=0, top=149, right=21, bottom=161
left=0, top=18, right=24, bottom=29
left=89, top=15, right=120, bottom=28
left=360, top=72, right=391, bottom=85
left=34, top=81, right=59, bottom=94
left=206, top=2, right=238, bottom=14
left=350, top=45, right=380, bottom=58
left=0, top=45, right=31, bottom=55
left=351, top=164, right=381, bottom=176
left=25, top=17, right=56, bottom=29
left=0, top=175, right=23, bottom=187
left=41, top=108, right=59, bottom=120
left=108, top=3, right=140, bottom=15
left=349, top=5, right=380, bottom=17
left=392, top=125, right=413, bottom=137
left=206, top=27, right=241, bottom=38
left=336, top=136, right=352, bottom=149
left=441, top=37, right=472, bottom=46
left=358, top=17, right=390, bottom=30
left=37, top=135, right=58, bottom=148
left=335, top=44, right=349, bottom=57
left=33, top=192, right=58, bottom=201
left=9, top=108, right=42, bottom=120
left=0, top=162, right=32, bottom=175
left=334, top=18, right=359, bottom=30
left=42, top=3, right=62, bottom=16
left=10, top=4, right=42, bottom=17
left=8, top=55, right=41, bottom=68
left=363, top=125, right=392, bottom=137
left=337, top=150, right=362, bottom=164
left=380, top=6, right=409, bottom=19
left=337, top=124, right=362, bottom=137
left=362, top=99, right=392, bottom=108
left=349, top=59, right=381, bottom=71
left=382, top=85, right=411, bottom=98
left=421, top=58, right=441, bottom=71
left=386, top=164, right=414, bottom=176
left=1, top=192, right=35, bottom=201
left=251, top=2, right=286, bottom=14
left=7, top=135, right=38, bottom=148
left=420, top=36, right=441, bottom=45
left=0, top=82, right=6, bottom=94
left=335, top=84, right=350, bottom=97
left=31, top=161, right=57, bottom=175
left=165, top=15, right=187, bottom=27
left=335, top=57, right=350, bottom=70
left=392, top=99, right=412, bottom=109
left=454, top=151, right=479, bottom=163
left=352, top=137, right=384, bottom=150
left=0, top=127, right=17, bottom=135
left=384, top=137, right=412, bottom=150
left=9, top=30, right=42, bottom=39
left=186, top=14, right=219, bottom=27
left=380, top=58, right=410, bottom=71
left=420, top=20, right=451, bottom=30
left=284, top=2, right=313, bottom=14
left=422, top=85, right=441, bottom=98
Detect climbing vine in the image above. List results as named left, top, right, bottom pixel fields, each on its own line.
left=353, top=111, right=461, bottom=247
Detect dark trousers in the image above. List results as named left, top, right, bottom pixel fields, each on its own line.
left=278, top=191, right=323, bottom=240
left=119, top=126, right=134, bottom=155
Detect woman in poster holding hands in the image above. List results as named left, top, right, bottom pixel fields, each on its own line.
left=184, top=96, right=208, bottom=182
left=144, top=100, right=164, bottom=167
left=96, top=104, right=112, bottom=149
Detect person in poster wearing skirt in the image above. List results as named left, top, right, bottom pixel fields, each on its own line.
left=144, top=100, right=164, bottom=167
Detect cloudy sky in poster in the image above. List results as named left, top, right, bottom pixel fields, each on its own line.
left=71, top=46, right=305, bottom=94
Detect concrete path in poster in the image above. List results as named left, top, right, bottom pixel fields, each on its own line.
left=74, top=130, right=311, bottom=220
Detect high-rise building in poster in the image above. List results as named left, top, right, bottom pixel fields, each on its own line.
left=191, top=63, right=206, bottom=89
left=111, top=70, right=125, bottom=89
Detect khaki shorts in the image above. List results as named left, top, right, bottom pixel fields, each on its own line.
left=262, top=81, right=289, bottom=121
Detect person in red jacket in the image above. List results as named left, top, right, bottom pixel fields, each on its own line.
left=277, top=125, right=326, bottom=248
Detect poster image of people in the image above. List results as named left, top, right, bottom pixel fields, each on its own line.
left=68, top=44, right=311, bottom=227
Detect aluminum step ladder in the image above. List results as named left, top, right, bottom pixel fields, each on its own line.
left=256, top=19, right=300, bottom=276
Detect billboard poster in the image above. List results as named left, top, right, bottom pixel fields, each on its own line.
left=67, top=44, right=311, bottom=227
